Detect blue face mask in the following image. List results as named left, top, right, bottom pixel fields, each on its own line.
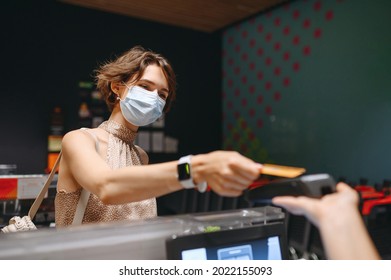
left=119, top=85, right=166, bottom=127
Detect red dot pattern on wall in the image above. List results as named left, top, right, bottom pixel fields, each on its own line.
left=240, top=143, right=248, bottom=153
left=293, top=62, right=300, bottom=72
left=326, top=10, right=334, bottom=21
left=222, top=0, right=341, bottom=140
left=249, top=85, right=255, bottom=94
left=241, top=120, right=248, bottom=129
left=274, top=91, right=281, bottom=101
left=257, top=71, right=264, bottom=80
left=293, top=10, right=300, bottom=20
left=274, top=67, right=281, bottom=76
left=303, top=19, right=311, bottom=29
left=303, top=45, right=311, bottom=55
left=314, top=28, right=322, bottom=38
left=283, top=26, right=290, bottom=35
left=250, top=39, right=256, bottom=48
left=314, top=1, right=322, bottom=11
left=292, top=35, right=300, bottom=45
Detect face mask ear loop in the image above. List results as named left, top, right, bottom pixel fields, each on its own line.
left=122, top=81, right=129, bottom=88
left=119, top=82, right=133, bottom=101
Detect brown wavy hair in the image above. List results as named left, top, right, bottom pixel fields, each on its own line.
left=95, top=46, right=176, bottom=112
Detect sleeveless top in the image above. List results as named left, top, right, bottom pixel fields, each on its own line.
left=54, top=120, right=157, bottom=228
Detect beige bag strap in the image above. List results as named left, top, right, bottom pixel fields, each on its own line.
left=28, top=151, right=62, bottom=219
left=71, top=128, right=100, bottom=225
left=72, top=187, right=90, bottom=225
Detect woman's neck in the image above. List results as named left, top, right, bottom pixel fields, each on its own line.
left=109, top=107, right=138, bottom=132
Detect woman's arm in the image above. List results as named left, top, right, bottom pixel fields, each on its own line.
left=61, top=130, right=261, bottom=205
left=272, top=183, right=380, bottom=260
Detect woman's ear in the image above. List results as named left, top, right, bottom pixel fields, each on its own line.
left=110, top=82, right=121, bottom=96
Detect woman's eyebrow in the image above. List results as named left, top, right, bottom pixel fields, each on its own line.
left=139, top=79, right=169, bottom=93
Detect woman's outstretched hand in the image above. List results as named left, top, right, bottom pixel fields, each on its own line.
left=192, top=151, right=262, bottom=197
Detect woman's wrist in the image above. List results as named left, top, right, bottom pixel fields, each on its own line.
left=190, top=154, right=207, bottom=185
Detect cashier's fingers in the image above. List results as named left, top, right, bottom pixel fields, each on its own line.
left=272, top=196, right=313, bottom=215
left=336, top=182, right=357, bottom=198
left=272, top=196, right=321, bottom=227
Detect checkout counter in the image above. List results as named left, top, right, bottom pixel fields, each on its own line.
left=0, top=172, right=287, bottom=260
left=0, top=206, right=286, bottom=260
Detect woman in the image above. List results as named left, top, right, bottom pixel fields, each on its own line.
left=55, top=46, right=261, bottom=227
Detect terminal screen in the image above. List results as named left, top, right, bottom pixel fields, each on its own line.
left=180, top=236, right=282, bottom=260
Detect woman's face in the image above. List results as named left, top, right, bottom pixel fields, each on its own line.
left=121, top=64, right=169, bottom=101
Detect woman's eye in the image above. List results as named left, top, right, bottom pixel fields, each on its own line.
left=140, top=84, right=149, bottom=89
left=159, top=93, right=167, bottom=100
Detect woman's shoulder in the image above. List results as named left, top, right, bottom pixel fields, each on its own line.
left=64, top=127, right=102, bottom=138
left=63, top=128, right=86, bottom=140
left=62, top=128, right=97, bottom=147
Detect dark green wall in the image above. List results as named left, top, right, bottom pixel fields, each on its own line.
left=223, top=0, right=391, bottom=184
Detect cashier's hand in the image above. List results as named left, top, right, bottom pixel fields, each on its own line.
left=272, top=182, right=359, bottom=228
left=191, top=151, right=261, bottom=197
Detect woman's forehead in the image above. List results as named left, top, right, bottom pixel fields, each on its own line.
left=140, top=65, right=168, bottom=89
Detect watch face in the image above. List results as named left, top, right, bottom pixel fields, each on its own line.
left=178, top=162, right=191, bottom=181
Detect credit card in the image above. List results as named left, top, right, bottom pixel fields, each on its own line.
left=260, top=163, right=306, bottom=178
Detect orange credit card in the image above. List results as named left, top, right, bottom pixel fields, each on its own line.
left=260, top=163, right=306, bottom=178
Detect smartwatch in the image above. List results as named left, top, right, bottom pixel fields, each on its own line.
left=177, top=155, right=208, bottom=192
left=177, top=155, right=195, bottom=189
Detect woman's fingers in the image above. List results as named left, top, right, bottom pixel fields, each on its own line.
left=199, top=151, right=262, bottom=196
